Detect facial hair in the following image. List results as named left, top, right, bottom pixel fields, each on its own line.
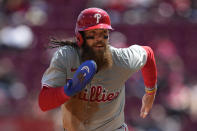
left=81, top=41, right=113, bottom=72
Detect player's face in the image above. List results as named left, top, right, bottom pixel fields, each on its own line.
left=81, top=29, right=112, bottom=71
left=84, top=29, right=109, bottom=51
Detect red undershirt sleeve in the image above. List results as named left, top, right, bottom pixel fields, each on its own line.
left=38, top=85, right=70, bottom=111
left=141, top=46, right=157, bottom=87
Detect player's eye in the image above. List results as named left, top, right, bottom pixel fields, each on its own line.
left=86, top=36, right=95, bottom=39
left=104, top=35, right=108, bottom=39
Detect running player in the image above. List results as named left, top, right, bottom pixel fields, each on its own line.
left=39, top=7, right=157, bottom=131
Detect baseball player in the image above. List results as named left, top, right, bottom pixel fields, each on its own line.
left=39, top=8, right=157, bottom=131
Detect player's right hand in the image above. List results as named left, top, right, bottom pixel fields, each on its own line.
left=64, top=60, right=97, bottom=96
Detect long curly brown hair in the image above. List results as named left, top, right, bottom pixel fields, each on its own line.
left=48, top=37, right=79, bottom=49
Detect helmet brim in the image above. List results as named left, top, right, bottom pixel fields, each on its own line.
left=78, top=24, right=113, bottom=31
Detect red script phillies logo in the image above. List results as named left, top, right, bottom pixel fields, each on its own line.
left=75, top=86, right=120, bottom=102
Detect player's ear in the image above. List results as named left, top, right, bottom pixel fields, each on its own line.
left=76, top=32, right=84, bottom=47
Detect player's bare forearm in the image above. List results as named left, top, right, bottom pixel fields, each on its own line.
left=139, top=46, right=157, bottom=118
left=140, top=92, right=156, bottom=118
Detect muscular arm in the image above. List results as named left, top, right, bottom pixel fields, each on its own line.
left=140, top=46, right=157, bottom=118
left=39, top=47, right=70, bottom=112
left=38, top=85, right=70, bottom=111
left=141, top=46, right=157, bottom=93
left=39, top=60, right=97, bottom=112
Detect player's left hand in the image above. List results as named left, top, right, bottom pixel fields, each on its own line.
left=64, top=60, right=97, bottom=96
left=140, top=93, right=156, bottom=118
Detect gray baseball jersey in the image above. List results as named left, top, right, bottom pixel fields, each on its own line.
left=42, top=45, right=147, bottom=131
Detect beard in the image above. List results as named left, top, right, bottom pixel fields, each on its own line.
left=81, top=41, right=113, bottom=72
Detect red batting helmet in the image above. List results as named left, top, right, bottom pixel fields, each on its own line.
left=75, top=8, right=113, bottom=47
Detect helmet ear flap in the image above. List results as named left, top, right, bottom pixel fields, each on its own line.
left=76, top=32, right=84, bottom=47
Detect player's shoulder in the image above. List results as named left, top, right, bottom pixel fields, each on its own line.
left=50, top=45, right=79, bottom=64
left=109, top=44, right=148, bottom=62
left=109, top=44, right=144, bottom=53
left=57, top=45, right=77, bottom=53
left=50, top=45, right=80, bottom=67
left=54, top=45, right=78, bottom=57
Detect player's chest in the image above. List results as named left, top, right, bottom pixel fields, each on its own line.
left=72, top=66, right=126, bottom=103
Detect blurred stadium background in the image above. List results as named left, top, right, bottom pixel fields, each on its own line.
left=0, top=0, right=197, bottom=131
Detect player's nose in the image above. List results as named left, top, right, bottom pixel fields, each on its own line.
left=95, top=35, right=103, bottom=41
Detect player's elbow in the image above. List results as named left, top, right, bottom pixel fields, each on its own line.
left=38, top=89, right=52, bottom=112
left=39, top=105, right=48, bottom=112
left=38, top=95, right=49, bottom=112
